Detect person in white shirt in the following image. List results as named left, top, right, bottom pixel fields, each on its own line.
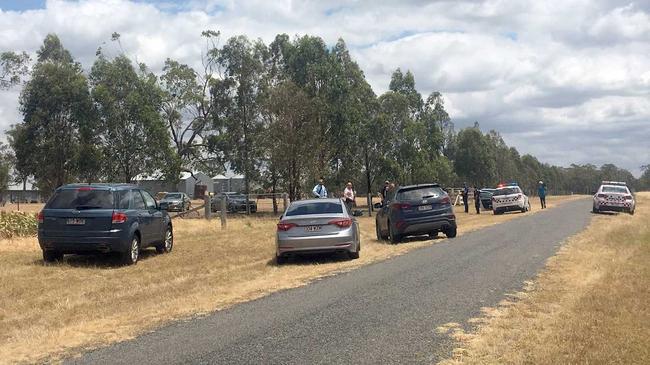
left=312, top=178, right=328, bottom=198
left=343, top=181, right=355, bottom=212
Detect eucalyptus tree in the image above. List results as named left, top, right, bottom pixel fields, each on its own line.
left=10, top=34, right=97, bottom=193
left=1, top=51, right=30, bottom=89
left=90, top=52, right=176, bottom=183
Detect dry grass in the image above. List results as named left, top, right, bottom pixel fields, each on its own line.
left=0, top=195, right=580, bottom=364
left=439, top=192, right=650, bottom=365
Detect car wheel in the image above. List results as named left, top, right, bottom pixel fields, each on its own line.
left=276, top=255, right=287, bottom=265
left=592, top=205, right=599, bottom=214
left=444, top=226, right=457, bottom=238
left=389, top=222, right=401, bottom=244
left=629, top=208, right=635, bottom=215
left=375, top=221, right=387, bottom=241
left=156, top=226, right=174, bottom=254
left=43, top=250, right=63, bottom=263
left=121, top=235, right=140, bottom=265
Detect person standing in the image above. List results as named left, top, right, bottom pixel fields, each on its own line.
left=343, top=181, right=355, bottom=212
left=380, top=180, right=391, bottom=206
left=474, top=186, right=481, bottom=214
left=312, top=178, right=328, bottom=198
left=462, top=183, right=469, bottom=213
left=538, top=180, right=547, bottom=209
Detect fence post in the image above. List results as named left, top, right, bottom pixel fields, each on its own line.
left=220, top=196, right=227, bottom=229
left=282, top=193, right=288, bottom=212
left=204, top=195, right=211, bottom=220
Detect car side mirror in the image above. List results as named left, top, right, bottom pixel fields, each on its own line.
left=352, top=210, right=363, bottom=217
left=373, top=202, right=382, bottom=209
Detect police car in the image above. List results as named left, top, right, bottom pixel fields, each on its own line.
left=592, top=181, right=635, bottom=215
left=491, top=183, right=531, bottom=215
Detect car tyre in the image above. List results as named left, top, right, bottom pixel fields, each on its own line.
left=43, top=250, right=63, bottom=263
left=121, top=235, right=140, bottom=266
left=592, top=205, right=599, bottom=214
left=348, top=241, right=360, bottom=260
left=375, top=221, right=388, bottom=241
left=444, top=226, right=457, bottom=238
left=156, top=226, right=173, bottom=254
left=629, top=208, right=635, bottom=215
left=276, top=255, right=287, bottom=265
left=389, top=222, right=401, bottom=244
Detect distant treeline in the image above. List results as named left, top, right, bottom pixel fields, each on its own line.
left=1, top=32, right=648, bottom=199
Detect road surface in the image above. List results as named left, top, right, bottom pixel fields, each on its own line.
left=70, top=198, right=592, bottom=364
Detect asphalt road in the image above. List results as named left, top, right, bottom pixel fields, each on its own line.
left=70, top=198, right=592, bottom=365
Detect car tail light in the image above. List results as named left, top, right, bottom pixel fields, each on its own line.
left=37, top=211, right=44, bottom=224
left=111, top=211, right=127, bottom=224
left=391, top=203, right=412, bottom=210
left=277, top=222, right=297, bottom=231
left=440, top=196, right=450, bottom=204
left=329, top=218, right=352, bottom=228
left=597, top=194, right=607, bottom=198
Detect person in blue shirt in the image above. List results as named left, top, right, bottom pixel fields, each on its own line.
left=538, top=180, right=547, bottom=209
left=312, top=178, right=328, bottom=198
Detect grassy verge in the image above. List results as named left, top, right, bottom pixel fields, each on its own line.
left=438, top=192, right=650, bottom=365
left=0, top=195, right=580, bottom=364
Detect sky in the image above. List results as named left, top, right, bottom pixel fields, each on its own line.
left=0, top=0, right=649, bottom=176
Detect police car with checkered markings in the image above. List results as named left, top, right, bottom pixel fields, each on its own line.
left=592, top=181, right=635, bottom=215
left=491, top=183, right=531, bottom=215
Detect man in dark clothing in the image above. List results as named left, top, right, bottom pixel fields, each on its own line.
left=474, top=186, right=481, bottom=214
left=538, top=180, right=547, bottom=209
left=462, top=183, right=469, bottom=213
left=380, top=180, right=391, bottom=206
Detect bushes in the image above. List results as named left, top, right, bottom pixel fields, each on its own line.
left=0, top=211, right=38, bottom=238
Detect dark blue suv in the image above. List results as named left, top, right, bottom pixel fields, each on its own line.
left=375, top=184, right=457, bottom=244
left=38, top=184, right=173, bottom=265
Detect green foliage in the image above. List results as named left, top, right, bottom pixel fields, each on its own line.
left=1, top=51, right=30, bottom=89
left=90, top=53, right=177, bottom=182
left=0, top=212, right=38, bottom=238
left=11, top=34, right=97, bottom=194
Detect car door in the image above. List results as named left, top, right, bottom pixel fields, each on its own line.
left=131, top=190, right=152, bottom=245
left=141, top=190, right=163, bottom=245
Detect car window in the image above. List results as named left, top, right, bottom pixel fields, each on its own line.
left=116, top=190, right=133, bottom=209
left=132, top=190, right=146, bottom=210
left=602, top=186, right=628, bottom=194
left=285, top=202, right=343, bottom=216
left=141, top=190, right=157, bottom=210
left=396, top=186, right=445, bottom=201
left=47, top=188, right=114, bottom=209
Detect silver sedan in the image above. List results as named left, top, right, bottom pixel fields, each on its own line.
left=276, top=198, right=361, bottom=264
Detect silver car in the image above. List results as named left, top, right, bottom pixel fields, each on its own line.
left=276, top=198, right=361, bottom=264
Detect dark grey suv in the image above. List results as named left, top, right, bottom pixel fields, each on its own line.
left=375, top=184, right=457, bottom=243
left=38, top=184, right=173, bottom=265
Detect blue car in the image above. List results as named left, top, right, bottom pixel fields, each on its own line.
left=375, top=183, right=457, bottom=244
left=38, top=184, right=173, bottom=265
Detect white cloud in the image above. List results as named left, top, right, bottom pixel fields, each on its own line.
left=0, top=0, right=648, bottom=175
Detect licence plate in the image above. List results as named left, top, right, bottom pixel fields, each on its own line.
left=418, top=205, right=433, bottom=211
left=305, top=225, right=322, bottom=232
left=66, top=218, right=85, bottom=225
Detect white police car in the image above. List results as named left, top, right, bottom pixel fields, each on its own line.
left=593, top=181, right=635, bottom=215
left=491, top=183, right=531, bottom=215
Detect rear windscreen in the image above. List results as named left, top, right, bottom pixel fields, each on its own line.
left=602, top=186, right=628, bottom=194
left=47, top=189, right=114, bottom=210
left=285, top=202, right=343, bottom=216
left=397, top=186, right=445, bottom=201
left=493, top=187, right=520, bottom=196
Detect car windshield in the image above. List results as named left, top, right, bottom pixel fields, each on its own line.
left=480, top=190, right=495, bottom=198
left=47, top=189, right=114, bottom=209
left=397, top=186, right=445, bottom=201
left=285, top=202, right=343, bottom=216
left=493, top=187, right=520, bottom=196
left=165, top=193, right=182, bottom=199
left=602, top=186, right=628, bottom=194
